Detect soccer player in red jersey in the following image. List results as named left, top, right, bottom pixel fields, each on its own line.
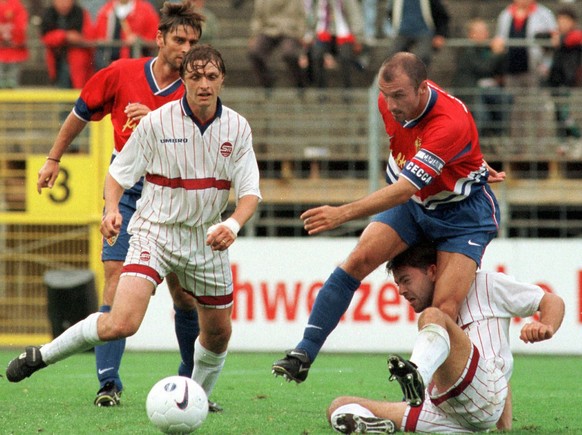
left=273, top=52, right=506, bottom=384
left=36, top=2, right=209, bottom=408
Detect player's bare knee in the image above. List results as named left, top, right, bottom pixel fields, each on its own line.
left=104, top=318, right=140, bottom=339
left=344, top=251, right=381, bottom=279
left=200, top=326, right=231, bottom=352
left=418, top=306, right=447, bottom=328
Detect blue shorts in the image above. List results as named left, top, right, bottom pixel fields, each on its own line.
left=101, top=192, right=139, bottom=262
left=372, top=185, right=500, bottom=267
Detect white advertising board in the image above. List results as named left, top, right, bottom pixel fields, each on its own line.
left=127, top=239, right=582, bottom=355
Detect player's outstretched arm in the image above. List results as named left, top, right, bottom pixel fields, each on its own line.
left=519, top=292, right=565, bottom=343
left=37, top=113, right=88, bottom=193
left=301, top=177, right=417, bottom=235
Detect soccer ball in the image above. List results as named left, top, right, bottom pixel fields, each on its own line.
left=146, top=376, right=209, bottom=434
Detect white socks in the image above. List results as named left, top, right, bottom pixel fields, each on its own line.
left=192, top=337, right=227, bottom=398
left=40, top=312, right=104, bottom=364
left=410, top=323, right=451, bottom=386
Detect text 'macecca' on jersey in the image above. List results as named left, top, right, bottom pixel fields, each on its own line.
left=378, top=81, right=488, bottom=210
left=72, top=57, right=184, bottom=153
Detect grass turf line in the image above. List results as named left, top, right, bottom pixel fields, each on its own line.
left=0, top=350, right=579, bottom=434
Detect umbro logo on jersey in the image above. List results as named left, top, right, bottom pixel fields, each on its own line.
left=160, top=138, right=188, bottom=144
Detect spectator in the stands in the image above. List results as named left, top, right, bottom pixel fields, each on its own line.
left=493, top=0, right=556, bottom=88
left=385, top=0, right=450, bottom=69
left=93, top=0, right=159, bottom=70
left=0, top=0, right=28, bottom=88
left=452, top=18, right=512, bottom=139
left=41, top=0, right=95, bottom=89
left=545, top=6, right=582, bottom=146
left=308, top=0, right=364, bottom=99
left=247, top=0, right=307, bottom=93
left=493, top=0, right=557, bottom=148
left=188, top=0, right=219, bottom=44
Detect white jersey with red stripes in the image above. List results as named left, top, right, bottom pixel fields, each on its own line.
left=402, top=271, right=546, bottom=432
left=109, top=96, right=261, bottom=229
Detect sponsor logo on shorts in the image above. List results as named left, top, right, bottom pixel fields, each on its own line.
left=140, top=251, right=151, bottom=262
left=220, top=142, right=233, bottom=157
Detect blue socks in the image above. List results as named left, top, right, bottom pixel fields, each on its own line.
left=298, top=267, right=360, bottom=362
left=175, top=306, right=200, bottom=377
left=95, top=305, right=125, bottom=391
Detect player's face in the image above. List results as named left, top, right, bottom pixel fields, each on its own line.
left=183, top=60, right=224, bottom=109
left=378, top=73, right=427, bottom=123
left=392, top=265, right=436, bottom=313
left=157, top=26, right=200, bottom=71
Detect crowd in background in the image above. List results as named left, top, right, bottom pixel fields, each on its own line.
left=1, top=0, right=581, bottom=143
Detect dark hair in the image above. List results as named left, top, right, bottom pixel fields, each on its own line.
left=386, top=242, right=437, bottom=275
left=158, top=1, right=205, bottom=39
left=557, top=6, right=577, bottom=22
left=380, top=52, right=427, bottom=89
left=180, top=44, right=226, bottom=77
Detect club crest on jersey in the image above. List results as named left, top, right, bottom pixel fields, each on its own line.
left=140, top=251, right=151, bottom=262
left=394, top=151, right=407, bottom=168
left=415, top=137, right=422, bottom=151
left=220, top=142, right=233, bottom=157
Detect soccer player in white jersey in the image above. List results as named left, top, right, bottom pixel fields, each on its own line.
left=327, top=243, right=564, bottom=434
left=6, top=45, right=262, bottom=407
left=36, top=2, right=205, bottom=407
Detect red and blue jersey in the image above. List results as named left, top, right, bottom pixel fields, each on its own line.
left=378, top=81, right=488, bottom=210
left=73, top=57, right=184, bottom=153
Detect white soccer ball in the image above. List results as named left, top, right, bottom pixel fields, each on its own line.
left=146, top=376, right=209, bottom=434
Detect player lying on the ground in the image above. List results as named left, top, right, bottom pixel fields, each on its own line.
left=327, top=243, right=564, bottom=434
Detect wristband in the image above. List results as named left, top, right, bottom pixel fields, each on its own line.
left=207, top=217, right=241, bottom=237
left=47, top=157, right=61, bottom=163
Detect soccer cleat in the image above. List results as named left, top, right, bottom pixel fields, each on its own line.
left=387, top=354, right=425, bottom=407
left=94, top=381, right=122, bottom=407
left=6, top=346, right=47, bottom=382
left=271, top=349, right=311, bottom=384
left=332, top=413, right=396, bottom=434
left=208, top=400, right=223, bottom=413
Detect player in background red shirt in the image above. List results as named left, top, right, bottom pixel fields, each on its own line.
left=35, top=2, right=217, bottom=410
left=0, top=0, right=29, bottom=88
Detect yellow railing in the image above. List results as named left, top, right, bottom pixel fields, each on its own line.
left=0, top=89, right=112, bottom=345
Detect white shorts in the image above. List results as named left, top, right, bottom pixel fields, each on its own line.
left=121, top=219, right=233, bottom=308
left=402, top=344, right=508, bottom=433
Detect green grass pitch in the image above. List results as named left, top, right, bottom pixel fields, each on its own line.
left=0, top=350, right=579, bottom=434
